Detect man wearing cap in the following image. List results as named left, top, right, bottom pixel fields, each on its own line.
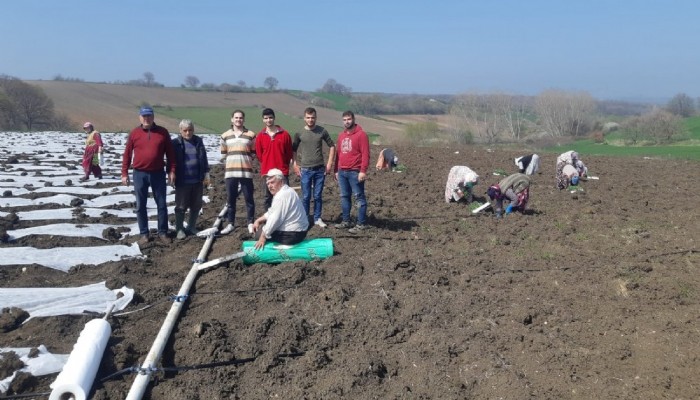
left=122, top=106, right=176, bottom=245
left=80, top=122, right=103, bottom=181
left=251, top=168, right=309, bottom=250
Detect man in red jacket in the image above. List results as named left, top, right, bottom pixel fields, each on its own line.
left=255, top=108, right=293, bottom=210
left=121, top=106, right=176, bottom=245
left=334, top=110, right=370, bottom=234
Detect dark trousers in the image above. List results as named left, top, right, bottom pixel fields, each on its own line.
left=225, top=177, right=255, bottom=225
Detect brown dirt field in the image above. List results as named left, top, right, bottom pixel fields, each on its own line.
left=2, top=144, right=700, bottom=399
left=32, top=81, right=406, bottom=142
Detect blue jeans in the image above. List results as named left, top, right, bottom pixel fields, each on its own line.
left=133, top=169, right=168, bottom=236
left=301, top=166, right=326, bottom=222
left=337, top=170, right=366, bottom=225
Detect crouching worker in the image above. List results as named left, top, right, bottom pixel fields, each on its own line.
left=514, top=154, right=540, bottom=175
left=557, top=150, right=588, bottom=178
left=376, top=148, right=399, bottom=171
left=487, top=173, right=531, bottom=218
left=251, top=168, right=309, bottom=250
left=556, top=162, right=580, bottom=190
left=173, top=119, right=210, bottom=239
left=445, top=165, right=479, bottom=204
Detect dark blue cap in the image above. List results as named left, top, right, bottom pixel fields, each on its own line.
left=139, top=107, right=154, bottom=116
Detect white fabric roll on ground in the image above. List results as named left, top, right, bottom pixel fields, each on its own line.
left=49, top=318, right=111, bottom=400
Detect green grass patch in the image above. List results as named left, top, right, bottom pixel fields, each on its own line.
left=683, top=115, right=700, bottom=140
left=311, top=92, right=352, bottom=111
left=155, top=105, right=380, bottom=141
left=543, top=139, right=700, bottom=160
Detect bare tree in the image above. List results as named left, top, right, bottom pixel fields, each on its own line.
left=666, top=93, right=695, bottom=117
left=184, top=75, right=200, bottom=88
left=449, top=93, right=502, bottom=143
left=347, top=95, right=383, bottom=115
left=237, top=80, right=246, bottom=88
left=535, top=90, right=595, bottom=137
left=622, top=107, right=684, bottom=144
left=0, top=77, right=55, bottom=130
left=319, top=79, right=352, bottom=95
left=143, top=72, right=156, bottom=87
left=263, top=76, right=279, bottom=91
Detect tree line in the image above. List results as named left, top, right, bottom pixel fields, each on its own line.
left=0, top=75, right=71, bottom=131
left=2, top=72, right=697, bottom=145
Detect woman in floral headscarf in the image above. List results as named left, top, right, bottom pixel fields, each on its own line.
left=80, top=122, right=103, bottom=181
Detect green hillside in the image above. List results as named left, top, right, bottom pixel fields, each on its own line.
left=155, top=106, right=379, bottom=141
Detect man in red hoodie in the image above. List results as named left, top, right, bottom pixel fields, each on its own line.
left=255, top=108, right=293, bottom=210
left=334, top=110, right=370, bottom=234
left=121, top=106, right=176, bottom=245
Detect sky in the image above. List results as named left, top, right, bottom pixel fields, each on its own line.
left=1, top=0, right=699, bottom=101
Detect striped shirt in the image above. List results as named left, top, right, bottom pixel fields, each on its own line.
left=220, top=128, right=256, bottom=179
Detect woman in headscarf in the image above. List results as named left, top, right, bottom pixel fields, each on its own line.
left=445, top=165, right=479, bottom=204
left=80, top=122, right=103, bottom=181
left=487, top=173, right=531, bottom=218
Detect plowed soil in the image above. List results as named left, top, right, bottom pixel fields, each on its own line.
left=2, top=144, right=699, bottom=399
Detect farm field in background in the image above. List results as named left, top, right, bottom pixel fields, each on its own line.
left=2, top=132, right=699, bottom=398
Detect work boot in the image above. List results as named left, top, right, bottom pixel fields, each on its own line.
left=186, top=213, right=199, bottom=236
left=175, top=210, right=186, bottom=240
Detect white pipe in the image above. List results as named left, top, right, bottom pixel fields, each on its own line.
left=472, top=202, right=492, bottom=214
left=197, top=251, right=247, bottom=272
left=126, top=205, right=227, bottom=400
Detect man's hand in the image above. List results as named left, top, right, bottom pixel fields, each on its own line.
left=325, top=164, right=333, bottom=175
left=168, top=171, right=176, bottom=186
left=358, top=172, right=367, bottom=182
left=203, top=173, right=211, bottom=186
left=254, top=235, right=266, bottom=250
left=121, top=176, right=130, bottom=186
left=334, top=172, right=339, bottom=182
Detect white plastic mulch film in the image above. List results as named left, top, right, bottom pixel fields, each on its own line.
left=0, top=131, right=220, bottom=270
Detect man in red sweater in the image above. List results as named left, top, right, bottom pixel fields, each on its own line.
left=121, top=106, right=176, bottom=245
left=255, top=108, right=293, bottom=210
left=333, top=110, right=370, bottom=234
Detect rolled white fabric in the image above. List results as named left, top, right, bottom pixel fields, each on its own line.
left=49, top=319, right=111, bottom=400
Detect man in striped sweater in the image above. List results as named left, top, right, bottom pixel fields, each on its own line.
left=220, top=110, right=257, bottom=234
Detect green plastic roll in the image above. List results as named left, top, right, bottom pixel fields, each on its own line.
left=241, top=238, right=334, bottom=265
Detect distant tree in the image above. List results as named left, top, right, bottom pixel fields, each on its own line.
left=535, top=90, right=596, bottom=137
left=0, top=77, right=55, bottom=130
left=621, top=108, right=685, bottom=144
left=200, top=83, right=217, bottom=91
left=263, top=76, right=279, bottom=91
left=319, top=79, right=352, bottom=95
left=184, top=75, right=200, bottom=88
left=219, top=83, right=244, bottom=93
left=53, top=74, right=84, bottom=82
left=143, top=72, right=156, bottom=87
left=347, top=95, right=383, bottom=115
left=237, top=80, right=246, bottom=88
left=0, top=89, right=14, bottom=129
left=666, top=93, right=695, bottom=117
left=405, top=119, right=440, bottom=144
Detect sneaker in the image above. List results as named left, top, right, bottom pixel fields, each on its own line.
left=79, top=177, right=89, bottom=182
left=220, top=224, right=235, bottom=235
left=158, top=234, right=172, bottom=244
left=348, top=224, right=367, bottom=234
left=314, top=219, right=328, bottom=228
left=137, top=235, right=150, bottom=246
left=335, top=221, right=354, bottom=229
left=247, top=223, right=254, bottom=234
left=176, top=230, right=187, bottom=240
